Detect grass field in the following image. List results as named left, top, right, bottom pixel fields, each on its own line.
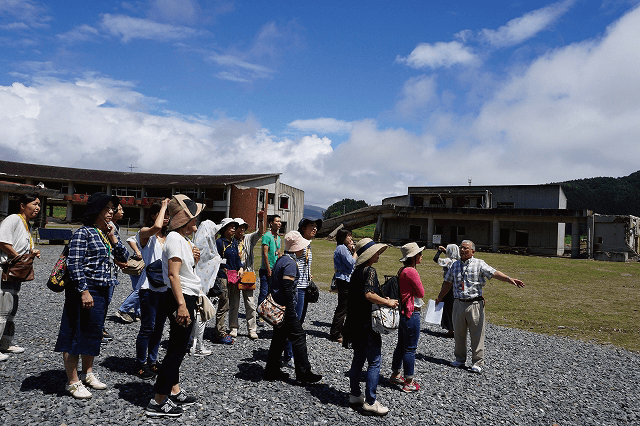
left=305, top=239, right=640, bottom=353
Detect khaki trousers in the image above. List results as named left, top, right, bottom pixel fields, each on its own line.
left=452, top=299, right=485, bottom=368
left=227, top=283, right=257, bottom=334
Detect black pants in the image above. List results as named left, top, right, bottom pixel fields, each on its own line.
left=265, top=283, right=311, bottom=378
left=153, top=292, right=196, bottom=395
left=329, top=279, right=349, bottom=340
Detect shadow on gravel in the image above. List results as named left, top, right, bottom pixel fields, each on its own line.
left=113, top=381, right=154, bottom=407
left=240, top=348, right=269, bottom=363
left=415, top=352, right=450, bottom=366
left=345, top=370, right=397, bottom=391
left=102, top=355, right=134, bottom=373
left=306, top=383, right=350, bottom=407
left=422, top=328, right=455, bottom=338
left=235, top=362, right=264, bottom=382
left=311, top=320, right=331, bottom=328
left=306, top=329, right=331, bottom=339
left=20, top=369, right=68, bottom=395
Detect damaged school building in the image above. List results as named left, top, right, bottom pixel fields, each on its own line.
left=0, top=160, right=304, bottom=234
left=320, top=184, right=640, bottom=262
left=379, top=184, right=640, bottom=261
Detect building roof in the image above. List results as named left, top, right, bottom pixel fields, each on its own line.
left=408, top=184, right=562, bottom=195
left=0, top=160, right=280, bottom=187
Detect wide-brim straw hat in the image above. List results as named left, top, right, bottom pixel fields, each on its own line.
left=399, top=242, right=426, bottom=262
left=355, top=238, right=388, bottom=267
left=167, top=194, right=204, bottom=231
left=284, top=230, right=311, bottom=252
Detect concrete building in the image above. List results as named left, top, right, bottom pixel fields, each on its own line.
left=0, top=160, right=303, bottom=232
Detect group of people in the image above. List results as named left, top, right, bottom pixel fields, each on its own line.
left=0, top=191, right=525, bottom=418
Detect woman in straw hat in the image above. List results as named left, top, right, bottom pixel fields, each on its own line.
left=263, top=231, right=322, bottom=384
left=145, top=195, right=203, bottom=418
left=389, top=242, right=426, bottom=393
left=345, top=238, right=398, bottom=416
left=54, top=192, right=129, bottom=399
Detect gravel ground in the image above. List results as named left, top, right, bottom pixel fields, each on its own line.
left=1, top=244, right=639, bottom=425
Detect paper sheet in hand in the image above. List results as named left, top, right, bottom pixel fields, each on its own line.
left=424, top=299, right=444, bottom=325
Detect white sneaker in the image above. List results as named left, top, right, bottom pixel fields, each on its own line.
left=229, top=328, right=238, bottom=338
left=363, top=400, right=389, bottom=416
left=193, top=347, right=212, bottom=357
left=81, top=372, right=107, bottom=390
left=249, top=331, right=258, bottom=340
left=66, top=381, right=92, bottom=399
left=349, top=393, right=365, bottom=405
left=1, top=345, right=25, bottom=354
left=470, top=365, right=482, bottom=374
left=0, top=352, right=9, bottom=362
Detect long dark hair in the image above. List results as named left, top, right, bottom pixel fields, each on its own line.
left=145, top=201, right=168, bottom=235
left=336, top=228, right=351, bottom=246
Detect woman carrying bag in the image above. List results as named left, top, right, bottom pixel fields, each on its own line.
left=0, top=193, right=41, bottom=362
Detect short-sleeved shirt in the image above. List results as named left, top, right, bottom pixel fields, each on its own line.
left=260, top=231, right=281, bottom=270
left=0, top=214, right=31, bottom=264
left=139, top=233, right=167, bottom=292
left=345, top=265, right=379, bottom=339
left=444, top=257, right=496, bottom=299
left=270, top=253, right=299, bottom=307
left=163, top=231, right=202, bottom=297
left=216, top=237, right=241, bottom=278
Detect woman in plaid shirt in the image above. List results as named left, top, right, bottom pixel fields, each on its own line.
left=54, top=192, right=129, bottom=399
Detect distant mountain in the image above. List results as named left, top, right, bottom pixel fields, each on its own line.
left=304, top=205, right=326, bottom=220
left=559, top=171, right=640, bottom=216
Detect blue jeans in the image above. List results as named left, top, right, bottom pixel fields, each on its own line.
left=258, top=269, right=270, bottom=307
left=391, top=311, right=421, bottom=378
left=119, top=274, right=141, bottom=317
left=284, top=288, right=307, bottom=361
left=136, top=289, right=167, bottom=366
left=349, top=329, right=382, bottom=405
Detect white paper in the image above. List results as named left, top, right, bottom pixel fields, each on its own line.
left=424, top=299, right=444, bottom=325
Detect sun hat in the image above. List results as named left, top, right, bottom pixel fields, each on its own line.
left=354, top=238, right=388, bottom=267
left=82, top=192, right=120, bottom=225
left=399, top=242, right=426, bottom=262
left=298, top=217, right=323, bottom=232
left=218, top=217, right=240, bottom=236
left=234, top=218, right=249, bottom=229
left=284, top=231, right=311, bottom=253
left=167, top=194, right=204, bottom=231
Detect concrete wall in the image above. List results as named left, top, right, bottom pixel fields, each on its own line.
left=592, top=214, right=640, bottom=258
left=275, top=182, right=304, bottom=234
left=489, top=185, right=565, bottom=209
left=382, top=195, right=410, bottom=206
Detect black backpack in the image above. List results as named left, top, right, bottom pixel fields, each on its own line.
left=380, top=267, right=405, bottom=300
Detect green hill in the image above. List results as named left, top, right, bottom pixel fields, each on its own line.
left=559, top=171, right=640, bottom=215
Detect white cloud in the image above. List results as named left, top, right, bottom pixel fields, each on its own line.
left=0, top=0, right=52, bottom=29
left=288, top=118, right=353, bottom=134
left=57, top=24, right=100, bottom=44
left=480, top=0, right=575, bottom=47
left=394, top=75, right=438, bottom=118
left=396, top=41, right=479, bottom=69
left=99, top=14, right=202, bottom=43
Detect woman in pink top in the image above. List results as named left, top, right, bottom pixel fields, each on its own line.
left=389, top=242, right=425, bottom=393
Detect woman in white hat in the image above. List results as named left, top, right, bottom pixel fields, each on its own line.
left=389, top=242, right=426, bottom=393
left=345, top=238, right=398, bottom=416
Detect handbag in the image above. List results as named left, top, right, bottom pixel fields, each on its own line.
left=238, top=270, right=256, bottom=291
left=2, top=252, right=36, bottom=282
left=330, top=275, right=338, bottom=292
left=121, top=257, right=145, bottom=275
left=257, top=293, right=285, bottom=326
left=226, top=269, right=240, bottom=284
left=306, top=280, right=319, bottom=303
left=145, top=259, right=165, bottom=288
left=46, top=246, right=70, bottom=292
left=371, top=304, right=400, bottom=334
left=197, top=293, right=216, bottom=321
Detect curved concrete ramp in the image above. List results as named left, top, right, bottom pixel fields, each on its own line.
left=316, top=205, right=393, bottom=239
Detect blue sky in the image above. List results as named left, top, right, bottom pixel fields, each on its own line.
left=1, top=0, right=639, bottom=207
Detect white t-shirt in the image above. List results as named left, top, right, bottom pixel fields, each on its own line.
left=139, top=233, right=167, bottom=292
left=0, top=214, right=31, bottom=264
left=163, top=231, right=202, bottom=297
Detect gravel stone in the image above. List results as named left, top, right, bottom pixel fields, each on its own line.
left=0, top=244, right=638, bottom=425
